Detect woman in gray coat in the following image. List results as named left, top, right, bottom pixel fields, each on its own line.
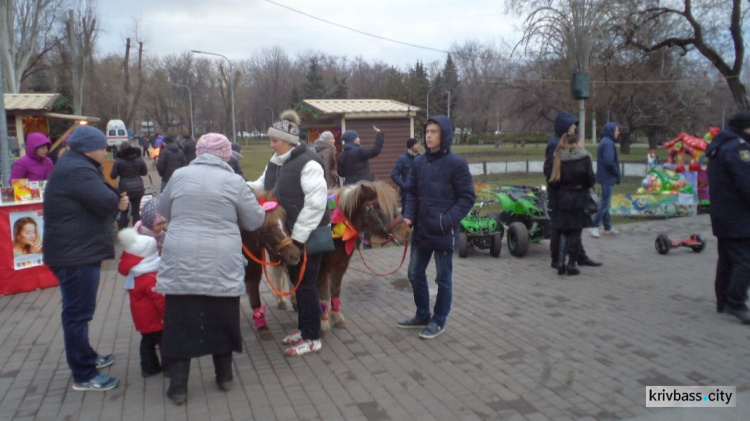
left=157, top=133, right=265, bottom=405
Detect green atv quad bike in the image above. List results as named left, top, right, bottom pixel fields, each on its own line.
left=457, top=200, right=503, bottom=258
left=494, top=185, right=552, bottom=257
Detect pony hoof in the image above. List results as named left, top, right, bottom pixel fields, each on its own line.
left=277, top=301, right=287, bottom=310
left=333, top=321, right=347, bottom=329
left=292, top=303, right=299, bottom=313
left=257, top=325, right=271, bottom=335
left=321, top=320, right=331, bottom=335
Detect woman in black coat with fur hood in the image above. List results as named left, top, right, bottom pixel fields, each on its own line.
left=547, top=133, right=595, bottom=275
left=110, top=141, right=148, bottom=229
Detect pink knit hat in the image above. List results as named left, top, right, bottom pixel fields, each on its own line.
left=196, top=133, right=232, bottom=162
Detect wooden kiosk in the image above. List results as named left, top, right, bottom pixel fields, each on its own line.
left=1, top=94, right=100, bottom=295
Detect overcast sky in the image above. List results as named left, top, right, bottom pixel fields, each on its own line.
left=96, top=0, right=523, bottom=68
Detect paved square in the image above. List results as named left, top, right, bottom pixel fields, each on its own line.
left=1, top=213, right=749, bottom=420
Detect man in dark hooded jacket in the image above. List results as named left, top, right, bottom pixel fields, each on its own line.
left=181, top=136, right=197, bottom=163
left=398, top=116, right=475, bottom=339
left=544, top=112, right=602, bottom=269
left=391, top=138, right=420, bottom=211
left=156, top=136, right=187, bottom=192
left=706, top=110, right=750, bottom=324
left=591, top=122, right=621, bottom=238
left=337, top=127, right=384, bottom=185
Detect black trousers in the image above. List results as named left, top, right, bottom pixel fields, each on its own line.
left=167, top=353, right=233, bottom=390
left=715, top=238, right=750, bottom=312
left=140, top=331, right=162, bottom=374
left=287, top=252, right=323, bottom=341
left=118, top=190, right=144, bottom=230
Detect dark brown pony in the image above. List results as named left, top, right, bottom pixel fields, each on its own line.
left=318, top=181, right=411, bottom=333
left=241, top=190, right=300, bottom=335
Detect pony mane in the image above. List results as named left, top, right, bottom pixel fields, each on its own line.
left=253, top=189, right=286, bottom=226
left=337, top=181, right=400, bottom=221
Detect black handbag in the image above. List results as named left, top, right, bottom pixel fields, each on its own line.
left=584, top=189, right=600, bottom=216
left=305, top=224, right=335, bottom=254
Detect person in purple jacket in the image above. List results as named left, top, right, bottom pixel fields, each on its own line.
left=10, top=133, right=54, bottom=182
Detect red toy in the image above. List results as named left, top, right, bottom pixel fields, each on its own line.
left=655, top=234, right=706, bottom=255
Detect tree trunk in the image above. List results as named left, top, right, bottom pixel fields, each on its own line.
left=727, top=77, right=748, bottom=109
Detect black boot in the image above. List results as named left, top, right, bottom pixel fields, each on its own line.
left=213, top=353, right=234, bottom=392
left=140, top=332, right=162, bottom=377
left=566, top=262, right=580, bottom=276
left=166, top=359, right=190, bottom=405
left=557, top=234, right=568, bottom=275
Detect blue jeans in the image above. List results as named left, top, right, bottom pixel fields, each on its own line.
left=592, top=184, right=613, bottom=231
left=407, top=246, right=453, bottom=327
left=51, top=264, right=102, bottom=383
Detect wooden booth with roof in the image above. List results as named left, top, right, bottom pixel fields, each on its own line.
left=1, top=93, right=101, bottom=295
left=296, top=99, right=420, bottom=184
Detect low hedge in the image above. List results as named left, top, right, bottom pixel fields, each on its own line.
left=464, top=132, right=549, bottom=146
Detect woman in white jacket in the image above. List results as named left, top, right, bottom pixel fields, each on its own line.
left=157, top=133, right=265, bottom=405
left=248, top=110, right=329, bottom=357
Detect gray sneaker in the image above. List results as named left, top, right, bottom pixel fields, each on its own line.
left=397, top=317, right=429, bottom=329
left=419, top=321, right=444, bottom=339
left=72, top=373, right=119, bottom=391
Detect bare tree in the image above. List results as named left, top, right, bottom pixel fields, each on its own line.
left=59, top=1, right=97, bottom=114
left=622, top=0, right=748, bottom=109
left=0, top=0, right=63, bottom=92
left=508, top=0, right=615, bottom=142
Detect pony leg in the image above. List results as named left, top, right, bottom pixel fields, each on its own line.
left=329, top=246, right=349, bottom=329
left=244, top=257, right=271, bottom=335
left=320, top=301, right=331, bottom=336
left=266, top=265, right=288, bottom=310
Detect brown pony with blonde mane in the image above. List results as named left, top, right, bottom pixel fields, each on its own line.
left=318, top=180, right=411, bottom=333
left=241, top=190, right=300, bottom=335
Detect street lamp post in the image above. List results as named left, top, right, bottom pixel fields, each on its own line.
left=265, top=106, right=275, bottom=126
left=426, top=91, right=430, bottom=119
left=446, top=90, right=451, bottom=118
left=191, top=50, right=236, bottom=143
left=170, top=82, right=194, bottom=139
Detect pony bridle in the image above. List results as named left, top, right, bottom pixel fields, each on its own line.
left=363, top=199, right=404, bottom=246
left=263, top=219, right=295, bottom=257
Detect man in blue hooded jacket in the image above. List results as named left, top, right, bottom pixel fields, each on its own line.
left=544, top=112, right=602, bottom=269
left=706, top=110, right=750, bottom=324
left=591, top=122, right=621, bottom=238
left=398, top=116, right=475, bottom=339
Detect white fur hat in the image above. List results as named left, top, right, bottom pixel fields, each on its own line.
left=118, top=228, right=157, bottom=258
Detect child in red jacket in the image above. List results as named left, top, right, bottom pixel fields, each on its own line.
left=118, top=228, right=165, bottom=377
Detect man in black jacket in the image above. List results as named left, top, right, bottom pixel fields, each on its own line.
left=181, top=135, right=197, bottom=163
left=544, top=112, right=602, bottom=269
left=44, top=126, right=129, bottom=391
left=337, top=127, right=384, bottom=185
left=156, top=136, right=187, bottom=192
left=707, top=110, right=750, bottom=324
left=391, top=137, right=420, bottom=211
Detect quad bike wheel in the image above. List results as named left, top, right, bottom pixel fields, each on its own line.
left=655, top=234, right=671, bottom=255
left=690, top=234, right=706, bottom=253
left=507, top=222, right=530, bottom=257
left=490, top=232, right=502, bottom=258
left=458, top=231, right=468, bottom=258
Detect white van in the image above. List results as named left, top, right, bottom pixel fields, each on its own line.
left=105, top=120, right=129, bottom=152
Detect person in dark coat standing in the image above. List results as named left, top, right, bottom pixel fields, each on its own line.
left=337, top=127, right=384, bottom=185
left=181, top=136, right=197, bottom=163
left=156, top=136, right=187, bottom=192
left=227, top=142, right=245, bottom=179
left=110, top=141, right=148, bottom=229
left=313, top=131, right=339, bottom=189
left=591, top=122, right=621, bottom=238
left=43, top=125, right=129, bottom=392
left=547, top=133, right=596, bottom=275
left=398, top=116, right=475, bottom=339
left=706, top=110, right=750, bottom=324
left=544, top=111, right=601, bottom=269
left=391, top=138, right=420, bottom=211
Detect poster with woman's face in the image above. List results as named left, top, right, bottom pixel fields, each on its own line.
left=10, top=210, right=44, bottom=270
